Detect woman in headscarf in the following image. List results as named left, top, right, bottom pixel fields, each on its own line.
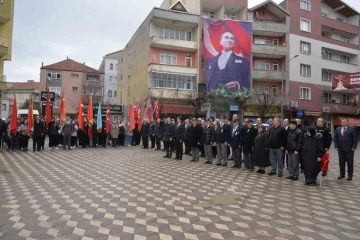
left=253, top=124, right=268, bottom=174
left=302, top=126, right=325, bottom=186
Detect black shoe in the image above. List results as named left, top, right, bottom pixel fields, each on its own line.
left=178, top=158, right=182, bottom=160
left=174, top=157, right=179, bottom=160
left=278, top=173, right=283, bottom=177
left=322, top=171, right=327, bottom=177
left=286, top=176, right=293, bottom=179
left=292, top=177, right=299, bottom=181
left=205, top=161, right=212, bottom=164
left=190, top=159, right=196, bottom=162
left=216, top=163, right=222, bottom=166
left=163, top=155, right=169, bottom=158
left=347, top=176, right=353, bottom=181
left=222, top=164, right=227, bottom=167
left=268, top=172, right=276, bottom=176
left=231, top=165, right=239, bottom=168
left=256, top=169, right=261, bottom=173
left=300, top=169, right=304, bottom=173
left=37, top=149, right=41, bottom=152
left=338, top=175, right=345, bottom=179
left=260, top=170, right=266, bottom=174
left=250, top=168, right=254, bottom=172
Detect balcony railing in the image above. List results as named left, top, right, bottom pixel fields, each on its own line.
left=252, top=43, right=287, bottom=56
left=252, top=20, right=287, bottom=33
left=322, top=36, right=358, bottom=47
left=252, top=69, right=285, bottom=80
left=0, top=38, right=8, bottom=47
left=321, top=56, right=358, bottom=66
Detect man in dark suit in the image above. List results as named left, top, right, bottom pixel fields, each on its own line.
left=334, top=118, right=358, bottom=181
left=140, top=119, right=150, bottom=149
left=243, top=120, right=257, bottom=170
left=183, top=119, right=191, bottom=155
left=163, top=117, right=175, bottom=158
left=206, top=31, right=250, bottom=92
left=315, top=118, right=332, bottom=176
left=33, top=115, right=45, bottom=152
left=215, top=116, right=229, bottom=166
left=174, top=117, right=185, bottom=160
left=229, top=120, right=244, bottom=168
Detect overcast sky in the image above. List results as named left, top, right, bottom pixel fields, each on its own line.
left=5, top=0, right=360, bottom=82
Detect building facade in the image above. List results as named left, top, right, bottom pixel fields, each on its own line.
left=0, top=0, right=14, bottom=91
left=4, top=80, right=40, bottom=106
left=99, top=51, right=121, bottom=105
left=39, top=58, right=104, bottom=118
left=281, top=0, right=360, bottom=130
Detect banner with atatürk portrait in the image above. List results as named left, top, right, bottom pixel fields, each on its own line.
left=203, top=18, right=252, bottom=98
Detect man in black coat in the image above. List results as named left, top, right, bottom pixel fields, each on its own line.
left=243, top=120, right=257, bottom=170
left=267, top=117, right=288, bottom=177
left=334, top=118, right=358, bottom=181
left=215, top=116, right=229, bottom=166
left=33, top=115, right=45, bottom=152
left=174, top=117, right=185, bottom=160
left=285, top=120, right=304, bottom=180
left=203, top=119, right=215, bottom=164
left=153, top=118, right=162, bottom=150
left=296, top=118, right=306, bottom=172
left=315, top=118, right=332, bottom=176
left=189, top=118, right=203, bottom=162
left=140, top=119, right=150, bottom=149
left=0, top=118, right=5, bottom=151
left=163, top=117, right=175, bottom=158
left=183, top=119, right=191, bottom=155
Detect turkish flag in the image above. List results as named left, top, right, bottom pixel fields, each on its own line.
left=27, top=97, right=34, bottom=135
left=128, top=99, right=135, bottom=131
left=87, top=93, right=93, bottom=124
left=59, top=91, right=66, bottom=124
left=78, top=95, right=84, bottom=130
left=136, top=101, right=142, bottom=131
left=106, top=102, right=111, bottom=134
left=45, top=89, right=52, bottom=124
left=145, top=99, right=152, bottom=122
left=10, top=95, right=18, bottom=135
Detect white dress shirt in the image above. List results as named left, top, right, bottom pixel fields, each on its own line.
left=217, top=50, right=232, bottom=70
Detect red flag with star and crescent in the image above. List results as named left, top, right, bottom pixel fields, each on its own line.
left=106, top=102, right=111, bottom=134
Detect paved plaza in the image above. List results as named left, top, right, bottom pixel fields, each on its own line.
left=0, top=145, right=360, bottom=240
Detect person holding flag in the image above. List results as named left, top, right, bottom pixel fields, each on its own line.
left=8, top=96, right=19, bottom=152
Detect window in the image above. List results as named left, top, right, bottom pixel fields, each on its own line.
left=72, top=87, right=78, bottom=91
left=1, top=104, right=6, bottom=111
left=150, top=72, right=197, bottom=90
left=185, top=54, right=192, bottom=67
left=159, top=27, right=192, bottom=41
left=20, top=93, right=24, bottom=99
left=114, top=91, right=117, bottom=98
left=300, top=19, right=311, bottom=32
left=323, top=92, right=332, bottom=102
left=272, top=39, right=279, bottom=46
left=271, top=85, right=278, bottom=95
left=225, top=12, right=235, bottom=20
left=108, top=90, right=112, bottom=98
left=47, top=71, right=61, bottom=79
left=53, top=100, right=60, bottom=108
left=340, top=55, right=350, bottom=63
left=254, top=60, right=270, bottom=70
left=300, top=87, right=311, bottom=100
left=203, top=10, right=215, bottom=19
left=109, top=76, right=113, bottom=82
left=300, top=64, right=311, bottom=77
left=322, top=71, right=332, bottom=82
left=253, top=85, right=269, bottom=94
left=128, top=68, right=131, bottom=77
left=340, top=35, right=350, bottom=43
left=71, top=73, right=79, bottom=78
left=86, top=74, right=99, bottom=81
left=342, top=94, right=350, bottom=104
left=300, top=0, right=311, bottom=11
left=254, top=38, right=270, bottom=45
left=110, top=63, right=113, bottom=70
left=160, top=52, right=177, bottom=65
left=336, top=17, right=344, bottom=22
left=300, top=41, right=311, bottom=54
left=272, top=62, right=279, bottom=71
left=49, top=87, right=61, bottom=95
left=322, top=50, right=332, bottom=60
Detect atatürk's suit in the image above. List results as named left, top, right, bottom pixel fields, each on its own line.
left=206, top=52, right=250, bottom=91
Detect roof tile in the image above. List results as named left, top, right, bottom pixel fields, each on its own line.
left=41, top=59, right=102, bottom=74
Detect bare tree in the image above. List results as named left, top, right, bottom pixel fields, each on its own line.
left=249, top=90, right=283, bottom=121
left=82, top=79, right=103, bottom=105
left=185, top=91, right=215, bottom=117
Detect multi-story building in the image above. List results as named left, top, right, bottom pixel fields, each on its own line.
left=281, top=0, right=360, bottom=130
left=4, top=80, right=40, bottom=106
left=99, top=51, right=121, bottom=105
left=246, top=0, right=290, bottom=120
left=39, top=58, right=104, bottom=118
left=117, top=0, right=248, bottom=116
left=0, top=0, right=14, bottom=91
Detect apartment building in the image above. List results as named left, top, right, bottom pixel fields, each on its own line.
left=99, top=51, right=121, bottom=105
left=4, top=80, right=40, bottom=106
left=0, top=0, right=14, bottom=91
left=40, top=58, right=104, bottom=118
left=281, top=0, right=360, bottom=129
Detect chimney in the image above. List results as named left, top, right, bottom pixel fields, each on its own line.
left=83, top=62, right=85, bottom=65
left=27, top=80, right=34, bottom=83
left=67, top=56, right=69, bottom=59
left=42, top=62, right=43, bottom=67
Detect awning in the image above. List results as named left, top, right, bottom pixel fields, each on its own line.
left=305, top=111, right=322, bottom=117
left=162, top=105, right=194, bottom=115
left=334, top=117, right=360, bottom=126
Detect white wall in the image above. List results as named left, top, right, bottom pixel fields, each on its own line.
left=104, top=59, right=118, bottom=104
left=289, top=34, right=360, bottom=85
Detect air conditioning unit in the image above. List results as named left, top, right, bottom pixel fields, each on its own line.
left=290, top=101, right=298, bottom=108
left=323, top=107, right=330, bottom=113
left=356, top=109, right=360, bottom=115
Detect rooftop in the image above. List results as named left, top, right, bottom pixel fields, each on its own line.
left=8, top=82, right=40, bottom=90
left=41, top=59, right=102, bottom=74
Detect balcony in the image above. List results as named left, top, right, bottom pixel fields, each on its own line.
left=321, top=58, right=358, bottom=73
left=252, top=69, right=284, bottom=81
left=252, top=20, right=287, bottom=36
left=148, top=63, right=198, bottom=75
left=0, top=75, right=6, bottom=90
left=0, top=0, right=11, bottom=23
left=0, top=38, right=8, bottom=57
left=150, top=8, right=198, bottom=28
left=321, top=16, right=359, bottom=36
left=148, top=88, right=197, bottom=100
left=150, top=36, right=198, bottom=52
left=252, top=43, right=287, bottom=57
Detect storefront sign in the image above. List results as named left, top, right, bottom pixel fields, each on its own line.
left=296, top=110, right=305, bottom=118
left=40, top=91, right=55, bottom=102
left=229, top=105, right=239, bottom=111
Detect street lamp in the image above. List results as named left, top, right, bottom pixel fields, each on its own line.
left=281, top=54, right=299, bottom=120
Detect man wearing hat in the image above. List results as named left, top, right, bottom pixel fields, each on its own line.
left=285, top=120, right=304, bottom=180
left=229, top=119, right=244, bottom=168
left=215, top=116, right=229, bottom=166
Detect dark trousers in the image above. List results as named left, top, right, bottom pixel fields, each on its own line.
left=71, top=136, right=76, bottom=147
left=49, top=135, right=57, bottom=148
left=232, top=147, right=242, bottom=167
left=21, top=135, right=29, bottom=150
left=150, top=135, right=155, bottom=148
left=184, top=140, right=190, bottom=154
left=339, top=151, right=354, bottom=177
left=175, top=140, right=183, bottom=159
left=164, top=141, right=172, bottom=157
left=212, top=146, right=217, bottom=157
left=112, top=137, right=118, bottom=147
left=9, top=134, right=17, bottom=151
left=59, top=135, right=63, bottom=145
left=41, top=135, right=45, bottom=149
left=33, top=135, right=42, bottom=150
left=142, top=136, right=149, bottom=148
left=0, top=133, right=3, bottom=150
left=155, top=136, right=161, bottom=150
left=119, top=134, right=125, bottom=146
left=63, top=134, right=71, bottom=149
